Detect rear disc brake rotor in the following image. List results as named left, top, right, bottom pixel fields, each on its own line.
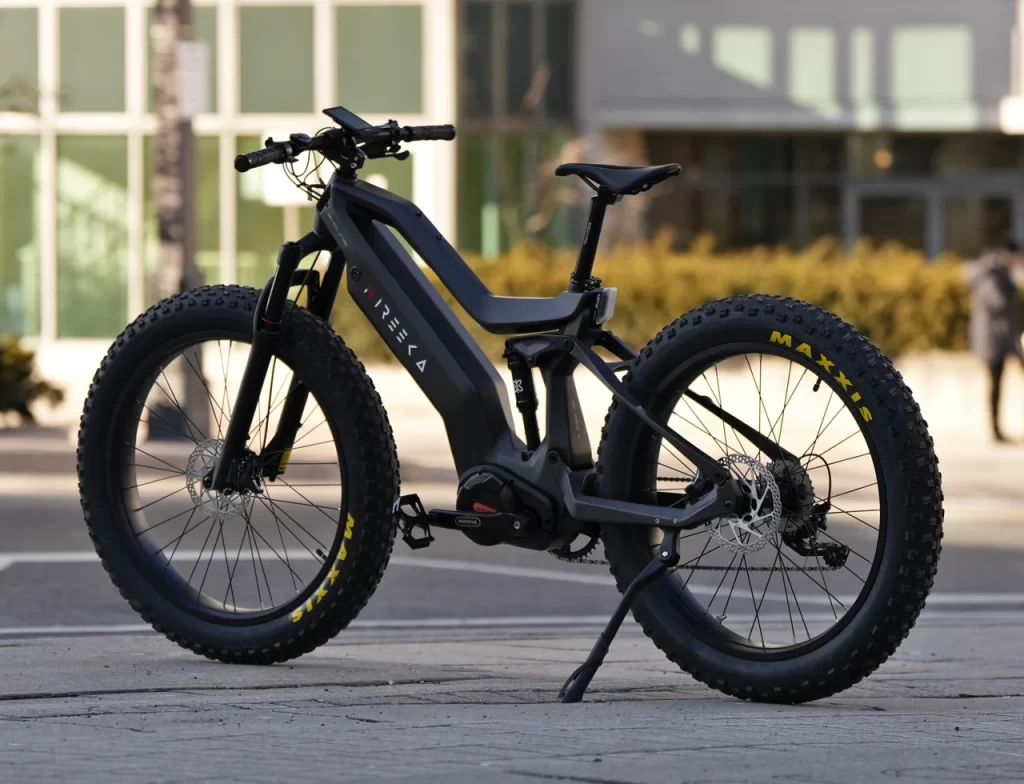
left=704, top=454, right=782, bottom=554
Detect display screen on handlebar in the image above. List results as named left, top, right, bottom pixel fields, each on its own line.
left=323, top=106, right=372, bottom=133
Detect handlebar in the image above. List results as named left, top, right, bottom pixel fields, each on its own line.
left=234, top=144, right=291, bottom=173
left=233, top=122, right=457, bottom=173
left=399, top=124, right=457, bottom=143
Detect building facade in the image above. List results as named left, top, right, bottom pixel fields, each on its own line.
left=3, top=0, right=1024, bottom=417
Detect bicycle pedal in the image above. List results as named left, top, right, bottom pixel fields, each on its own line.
left=396, top=494, right=435, bottom=550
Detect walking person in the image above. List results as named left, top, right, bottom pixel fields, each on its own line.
left=966, top=241, right=1024, bottom=442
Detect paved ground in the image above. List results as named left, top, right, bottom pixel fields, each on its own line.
left=2, top=421, right=1024, bottom=781
left=2, top=622, right=1024, bottom=783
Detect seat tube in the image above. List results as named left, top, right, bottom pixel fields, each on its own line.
left=569, top=194, right=613, bottom=292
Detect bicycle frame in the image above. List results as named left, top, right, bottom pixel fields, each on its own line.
left=211, top=168, right=800, bottom=534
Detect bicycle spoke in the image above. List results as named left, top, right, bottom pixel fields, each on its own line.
left=156, top=372, right=207, bottom=442
left=254, top=494, right=328, bottom=558
left=123, top=472, right=184, bottom=492
left=128, top=462, right=184, bottom=474
left=742, top=556, right=766, bottom=649
left=245, top=519, right=308, bottom=585
left=813, top=549, right=839, bottom=621
left=180, top=347, right=228, bottom=436
left=803, top=450, right=870, bottom=470
left=244, top=514, right=267, bottom=609
left=185, top=517, right=218, bottom=590
left=131, top=444, right=187, bottom=475
left=130, top=485, right=188, bottom=513
left=134, top=504, right=195, bottom=538
left=140, top=399, right=198, bottom=443
left=750, top=548, right=781, bottom=640
left=160, top=508, right=204, bottom=566
left=222, top=520, right=249, bottom=609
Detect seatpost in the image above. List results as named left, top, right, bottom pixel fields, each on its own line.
left=569, top=194, right=614, bottom=292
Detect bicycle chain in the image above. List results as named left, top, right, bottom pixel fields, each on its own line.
left=550, top=538, right=840, bottom=571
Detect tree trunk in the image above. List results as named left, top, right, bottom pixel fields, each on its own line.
left=150, top=0, right=210, bottom=441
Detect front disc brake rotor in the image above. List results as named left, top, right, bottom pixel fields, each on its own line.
left=185, top=438, right=247, bottom=523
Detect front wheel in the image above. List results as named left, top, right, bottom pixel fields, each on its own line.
left=596, top=295, right=942, bottom=703
left=77, top=285, right=399, bottom=663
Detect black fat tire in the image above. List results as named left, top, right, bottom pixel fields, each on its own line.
left=77, top=285, right=399, bottom=664
left=596, top=295, right=943, bottom=703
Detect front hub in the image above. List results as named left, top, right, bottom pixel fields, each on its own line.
left=187, top=438, right=261, bottom=522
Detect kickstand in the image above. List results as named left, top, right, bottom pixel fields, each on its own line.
left=557, top=530, right=680, bottom=704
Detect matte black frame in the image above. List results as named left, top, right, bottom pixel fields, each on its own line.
left=313, top=173, right=753, bottom=532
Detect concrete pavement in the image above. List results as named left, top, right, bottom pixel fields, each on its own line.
left=1, top=619, right=1024, bottom=783
left=6, top=355, right=1024, bottom=781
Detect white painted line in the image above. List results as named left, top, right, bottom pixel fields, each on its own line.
left=0, top=616, right=614, bottom=638
left=3, top=550, right=1024, bottom=609
left=1, top=609, right=1022, bottom=639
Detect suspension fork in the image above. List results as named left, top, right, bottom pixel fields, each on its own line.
left=209, top=231, right=334, bottom=492
left=261, top=246, right=347, bottom=480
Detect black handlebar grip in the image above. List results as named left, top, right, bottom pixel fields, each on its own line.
left=233, top=144, right=288, bottom=172
left=401, top=125, right=457, bottom=142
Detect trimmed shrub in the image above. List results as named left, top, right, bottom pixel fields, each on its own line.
left=332, top=238, right=973, bottom=362
left=0, top=335, right=64, bottom=424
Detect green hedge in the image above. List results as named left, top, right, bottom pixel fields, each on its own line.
left=331, top=238, right=973, bottom=362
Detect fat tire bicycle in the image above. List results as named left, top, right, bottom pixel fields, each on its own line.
left=78, top=106, right=943, bottom=703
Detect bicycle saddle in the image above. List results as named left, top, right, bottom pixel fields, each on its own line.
left=555, top=162, right=681, bottom=196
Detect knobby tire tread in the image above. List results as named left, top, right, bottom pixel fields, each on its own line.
left=596, top=294, right=943, bottom=703
left=77, top=285, right=399, bottom=665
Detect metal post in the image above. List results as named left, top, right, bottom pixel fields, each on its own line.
left=569, top=195, right=611, bottom=291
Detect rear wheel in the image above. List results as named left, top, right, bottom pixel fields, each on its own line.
left=77, top=285, right=399, bottom=663
left=596, top=295, right=942, bottom=702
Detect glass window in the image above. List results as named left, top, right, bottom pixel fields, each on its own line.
left=506, top=2, right=533, bottom=116
left=805, top=185, right=841, bottom=243
left=336, top=5, right=423, bottom=114
left=860, top=196, right=925, bottom=250
left=0, top=136, right=40, bottom=335
left=60, top=8, right=125, bottom=112
left=57, top=136, right=128, bottom=337
left=545, top=2, right=573, bottom=119
left=461, top=2, right=492, bottom=119
left=944, top=197, right=1012, bottom=258
left=458, top=130, right=577, bottom=256
left=148, top=7, right=218, bottom=113
left=0, top=9, right=38, bottom=113
left=144, top=136, right=221, bottom=300
left=235, top=136, right=315, bottom=289
left=239, top=6, right=313, bottom=113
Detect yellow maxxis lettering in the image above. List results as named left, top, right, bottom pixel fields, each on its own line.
left=291, top=512, right=358, bottom=623
left=767, top=332, right=873, bottom=423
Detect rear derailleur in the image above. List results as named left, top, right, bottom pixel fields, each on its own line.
left=782, top=500, right=849, bottom=569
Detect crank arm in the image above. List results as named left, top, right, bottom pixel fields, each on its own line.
left=562, top=471, right=740, bottom=529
